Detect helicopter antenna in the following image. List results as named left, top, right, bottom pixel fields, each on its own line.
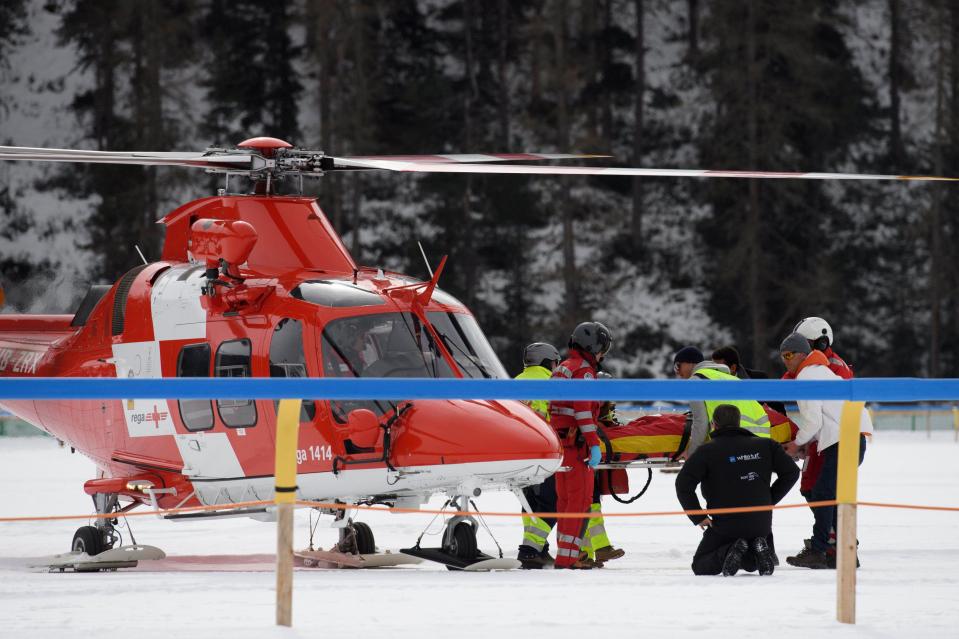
left=134, top=245, right=148, bottom=265
left=417, top=241, right=434, bottom=278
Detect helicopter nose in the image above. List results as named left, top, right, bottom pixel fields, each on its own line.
left=390, top=400, right=562, bottom=474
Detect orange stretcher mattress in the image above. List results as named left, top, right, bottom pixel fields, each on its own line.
left=599, top=406, right=798, bottom=460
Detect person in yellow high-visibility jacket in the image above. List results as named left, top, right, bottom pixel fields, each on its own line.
left=516, top=342, right=560, bottom=568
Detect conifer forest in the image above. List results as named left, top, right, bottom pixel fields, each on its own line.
left=0, top=1, right=956, bottom=378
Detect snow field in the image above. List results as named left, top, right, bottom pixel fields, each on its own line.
left=0, top=432, right=957, bottom=639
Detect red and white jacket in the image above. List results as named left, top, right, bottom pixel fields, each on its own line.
left=548, top=349, right=602, bottom=448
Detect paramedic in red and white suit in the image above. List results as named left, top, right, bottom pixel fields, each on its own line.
left=548, top=321, right=613, bottom=570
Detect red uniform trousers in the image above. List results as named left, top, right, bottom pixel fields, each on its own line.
left=554, top=444, right=594, bottom=568
left=800, top=440, right=823, bottom=495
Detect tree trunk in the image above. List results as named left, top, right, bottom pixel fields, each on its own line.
left=631, top=0, right=645, bottom=253
left=889, top=0, right=905, bottom=167
left=497, top=0, right=510, bottom=148
left=688, top=0, right=699, bottom=58
left=746, top=0, right=766, bottom=363
left=554, top=0, right=578, bottom=327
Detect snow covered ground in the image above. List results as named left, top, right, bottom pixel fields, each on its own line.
left=1, top=432, right=957, bottom=639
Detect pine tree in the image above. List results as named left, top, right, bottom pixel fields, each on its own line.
left=696, top=0, right=875, bottom=367
left=200, top=0, right=302, bottom=145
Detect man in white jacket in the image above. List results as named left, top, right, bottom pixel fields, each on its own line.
left=778, top=332, right=868, bottom=569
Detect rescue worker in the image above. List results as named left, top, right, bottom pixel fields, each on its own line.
left=684, top=357, right=772, bottom=458
left=711, top=345, right=786, bottom=416
left=787, top=317, right=854, bottom=559
left=672, top=346, right=705, bottom=379
left=778, top=332, right=869, bottom=569
left=517, top=341, right=625, bottom=568
left=515, top=342, right=561, bottom=568
left=549, top=321, right=613, bottom=569
left=675, top=404, right=799, bottom=576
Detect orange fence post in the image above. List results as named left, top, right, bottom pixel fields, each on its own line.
left=836, top=401, right=864, bottom=625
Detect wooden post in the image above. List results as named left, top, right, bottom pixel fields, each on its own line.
left=274, top=399, right=302, bottom=628
left=836, top=401, right=864, bottom=625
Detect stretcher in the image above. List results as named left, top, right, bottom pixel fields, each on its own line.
left=593, top=407, right=799, bottom=500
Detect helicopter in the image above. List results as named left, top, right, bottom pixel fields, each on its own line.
left=0, top=137, right=947, bottom=571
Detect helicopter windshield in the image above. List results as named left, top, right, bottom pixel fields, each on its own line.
left=321, top=312, right=455, bottom=421
left=426, top=312, right=509, bottom=379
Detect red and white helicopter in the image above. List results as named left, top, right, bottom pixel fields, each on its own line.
left=0, top=137, right=944, bottom=570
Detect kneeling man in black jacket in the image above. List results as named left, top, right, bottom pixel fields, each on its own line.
left=675, top=404, right=799, bottom=576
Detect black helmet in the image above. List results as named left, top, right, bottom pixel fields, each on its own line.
left=569, top=322, right=612, bottom=357
left=523, top=342, right=560, bottom=368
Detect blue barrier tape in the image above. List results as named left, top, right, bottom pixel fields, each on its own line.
left=0, top=377, right=957, bottom=401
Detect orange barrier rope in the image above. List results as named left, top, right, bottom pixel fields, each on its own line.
left=857, top=500, right=959, bottom=513
left=293, top=499, right=839, bottom=518
left=5, top=497, right=959, bottom=523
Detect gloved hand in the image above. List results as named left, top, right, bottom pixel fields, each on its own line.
left=587, top=445, right=602, bottom=468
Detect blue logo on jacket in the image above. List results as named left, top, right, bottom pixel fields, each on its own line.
left=728, top=456, right=736, bottom=463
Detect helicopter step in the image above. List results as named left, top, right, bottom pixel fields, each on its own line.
left=295, top=518, right=422, bottom=569
left=400, top=495, right=520, bottom=571
left=399, top=547, right=519, bottom=572
left=34, top=544, right=166, bottom=573
left=294, top=549, right=422, bottom=569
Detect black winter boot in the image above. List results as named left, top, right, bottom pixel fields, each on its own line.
left=752, top=537, right=775, bottom=576
left=722, top=539, right=749, bottom=577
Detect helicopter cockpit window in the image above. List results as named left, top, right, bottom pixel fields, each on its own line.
left=177, top=343, right=214, bottom=432
left=215, top=339, right=257, bottom=428
left=270, top=318, right=316, bottom=422
left=426, top=312, right=509, bottom=379
left=292, top=280, right=386, bottom=308
left=321, top=312, right=454, bottom=422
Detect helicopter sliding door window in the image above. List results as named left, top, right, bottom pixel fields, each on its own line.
left=215, top=339, right=257, bottom=428
left=269, top=318, right=316, bottom=422
left=176, top=343, right=214, bottom=432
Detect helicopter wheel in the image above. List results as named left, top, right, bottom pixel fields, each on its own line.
left=72, top=526, right=104, bottom=556
left=447, top=522, right=477, bottom=561
left=352, top=522, right=375, bottom=555
left=338, top=522, right=376, bottom=555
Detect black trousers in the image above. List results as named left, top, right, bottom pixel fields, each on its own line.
left=692, top=527, right=768, bottom=575
left=811, top=435, right=867, bottom=552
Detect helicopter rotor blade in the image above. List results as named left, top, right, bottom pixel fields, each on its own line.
left=331, top=157, right=959, bottom=182
left=339, top=152, right=609, bottom=164
left=0, top=145, right=257, bottom=170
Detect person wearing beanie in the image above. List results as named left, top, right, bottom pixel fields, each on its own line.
left=675, top=404, right=799, bottom=576
left=712, top=345, right=786, bottom=415
left=672, top=346, right=705, bottom=379
left=779, top=332, right=871, bottom=570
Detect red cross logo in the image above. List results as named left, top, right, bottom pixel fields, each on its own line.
left=146, top=404, right=169, bottom=427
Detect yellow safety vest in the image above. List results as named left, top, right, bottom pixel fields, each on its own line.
left=515, top=365, right=552, bottom=421
left=695, top=367, right=771, bottom=438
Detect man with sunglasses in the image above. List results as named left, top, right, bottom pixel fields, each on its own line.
left=778, top=332, right=869, bottom=569
left=783, top=318, right=855, bottom=561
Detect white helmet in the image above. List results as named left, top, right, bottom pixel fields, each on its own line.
left=523, top=342, right=560, bottom=368
left=793, top=317, right=833, bottom=350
